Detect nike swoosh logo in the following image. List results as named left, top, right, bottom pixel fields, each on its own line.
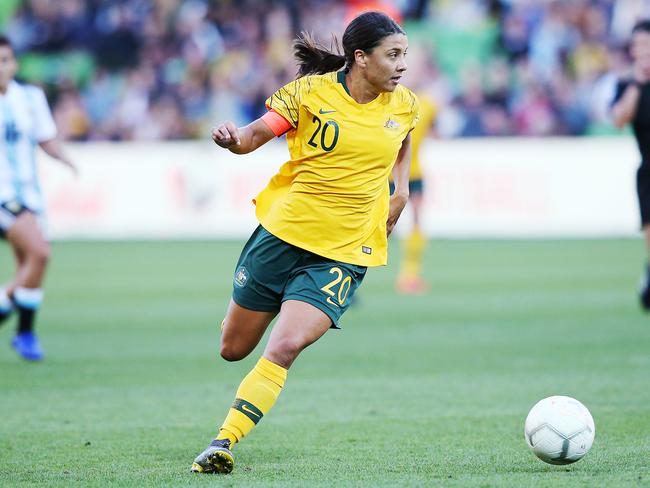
left=319, top=109, right=336, bottom=114
left=241, top=404, right=260, bottom=417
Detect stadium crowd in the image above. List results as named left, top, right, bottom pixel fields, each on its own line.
left=1, top=0, right=648, bottom=140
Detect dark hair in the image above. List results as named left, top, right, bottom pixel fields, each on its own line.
left=0, top=35, right=13, bottom=52
left=293, top=11, right=405, bottom=78
left=633, top=19, right=650, bottom=34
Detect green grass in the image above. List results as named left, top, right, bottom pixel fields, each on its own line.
left=1, top=239, right=649, bottom=487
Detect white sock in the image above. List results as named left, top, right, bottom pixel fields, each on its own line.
left=13, top=287, right=44, bottom=310
left=0, top=288, right=12, bottom=313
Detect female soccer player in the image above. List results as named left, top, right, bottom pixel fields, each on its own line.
left=0, top=35, right=77, bottom=360
left=192, top=11, right=419, bottom=474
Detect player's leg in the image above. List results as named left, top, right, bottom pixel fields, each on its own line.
left=219, top=299, right=277, bottom=361
left=0, top=286, right=11, bottom=324
left=640, top=225, right=650, bottom=309
left=219, top=226, right=287, bottom=361
left=3, top=234, right=26, bottom=289
left=192, top=300, right=331, bottom=474
left=210, top=258, right=361, bottom=460
left=192, top=255, right=365, bottom=474
left=636, top=167, right=650, bottom=310
left=223, top=300, right=331, bottom=438
left=0, top=204, right=24, bottom=324
left=0, top=284, right=12, bottom=325
left=0, top=243, right=24, bottom=325
left=263, top=300, right=331, bottom=367
left=397, top=180, right=428, bottom=294
left=7, top=212, right=49, bottom=287
left=5, top=211, right=49, bottom=360
left=10, top=237, right=27, bottom=284
left=190, top=301, right=276, bottom=475
left=192, top=226, right=296, bottom=473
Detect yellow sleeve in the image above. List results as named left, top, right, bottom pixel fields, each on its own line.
left=265, top=78, right=303, bottom=129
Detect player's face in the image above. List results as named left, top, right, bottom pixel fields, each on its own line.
left=363, top=33, right=408, bottom=93
left=0, top=46, right=17, bottom=91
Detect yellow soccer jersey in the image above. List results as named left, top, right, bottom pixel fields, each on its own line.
left=409, top=93, right=436, bottom=180
left=256, top=71, right=419, bottom=267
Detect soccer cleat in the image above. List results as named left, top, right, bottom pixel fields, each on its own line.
left=639, top=264, right=650, bottom=311
left=11, top=332, right=44, bottom=361
left=191, top=439, right=234, bottom=474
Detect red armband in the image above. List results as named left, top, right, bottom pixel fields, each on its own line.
left=261, top=110, right=293, bottom=136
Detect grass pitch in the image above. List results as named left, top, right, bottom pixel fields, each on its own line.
left=0, top=239, right=649, bottom=487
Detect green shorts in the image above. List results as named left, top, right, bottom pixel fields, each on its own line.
left=232, top=226, right=367, bottom=328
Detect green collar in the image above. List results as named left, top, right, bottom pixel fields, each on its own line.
left=337, top=71, right=351, bottom=96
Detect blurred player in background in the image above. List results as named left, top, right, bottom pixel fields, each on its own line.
left=0, top=35, right=76, bottom=360
left=611, top=20, right=650, bottom=310
left=388, top=41, right=438, bottom=295
left=393, top=89, right=436, bottom=294
left=191, top=11, right=419, bottom=474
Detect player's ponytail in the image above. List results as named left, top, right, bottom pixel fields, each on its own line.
left=293, top=32, right=346, bottom=78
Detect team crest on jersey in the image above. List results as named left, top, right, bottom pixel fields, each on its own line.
left=384, top=118, right=400, bottom=129
left=234, top=266, right=249, bottom=288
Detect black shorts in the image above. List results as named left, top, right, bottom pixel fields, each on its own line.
left=637, top=164, right=650, bottom=226
left=0, top=200, right=31, bottom=239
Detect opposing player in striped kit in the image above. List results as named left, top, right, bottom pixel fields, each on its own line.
left=0, top=35, right=77, bottom=360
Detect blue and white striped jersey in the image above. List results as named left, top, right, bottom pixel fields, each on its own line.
left=0, top=80, right=56, bottom=213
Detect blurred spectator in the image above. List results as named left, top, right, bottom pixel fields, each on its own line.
left=52, top=86, right=91, bottom=141
left=1, top=0, right=649, bottom=140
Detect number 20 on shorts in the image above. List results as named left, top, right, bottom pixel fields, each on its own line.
left=320, top=267, right=352, bottom=306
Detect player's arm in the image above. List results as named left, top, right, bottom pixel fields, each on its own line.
left=33, top=86, right=78, bottom=175
left=39, top=139, right=78, bottom=175
left=212, top=117, right=278, bottom=155
left=611, top=83, right=642, bottom=128
left=387, top=133, right=412, bottom=237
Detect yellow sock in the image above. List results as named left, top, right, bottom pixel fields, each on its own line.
left=400, top=228, right=426, bottom=278
left=216, top=357, right=287, bottom=446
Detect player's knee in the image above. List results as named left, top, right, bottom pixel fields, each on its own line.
left=29, top=244, right=51, bottom=268
left=266, top=337, right=303, bottom=365
left=219, top=341, right=248, bottom=362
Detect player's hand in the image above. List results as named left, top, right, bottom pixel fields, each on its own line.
left=211, top=122, right=241, bottom=148
left=386, top=191, right=408, bottom=237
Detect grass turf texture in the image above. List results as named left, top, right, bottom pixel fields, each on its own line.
left=0, top=239, right=649, bottom=487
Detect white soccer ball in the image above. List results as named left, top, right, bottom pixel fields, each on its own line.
left=524, top=395, right=595, bottom=465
